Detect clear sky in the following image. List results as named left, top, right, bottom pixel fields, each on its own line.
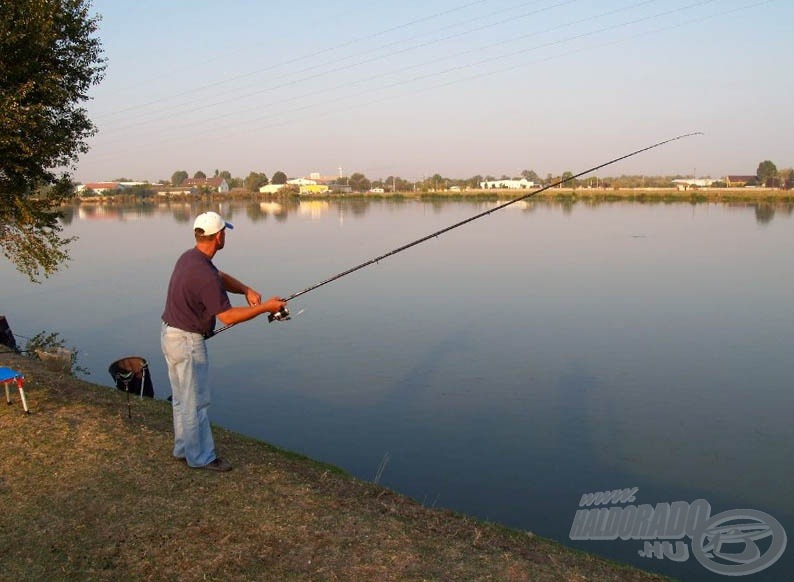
left=75, top=0, right=792, bottom=183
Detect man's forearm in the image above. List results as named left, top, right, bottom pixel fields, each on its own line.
left=216, top=297, right=285, bottom=326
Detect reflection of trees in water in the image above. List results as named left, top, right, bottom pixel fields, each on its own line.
left=383, top=198, right=410, bottom=212
left=726, top=201, right=794, bottom=225
left=59, top=206, right=75, bottom=225
left=344, top=199, right=370, bottom=217
left=754, top=204, right=775, bottom=225
left=65, top=198, right=794, bottom=230
left=171, top=207, right=192, bottom=224
left=246, top=203, right=268, bottom=222
left=754, top=202, right=794, bottom=224
left=125, top=202, right=156, bottom=218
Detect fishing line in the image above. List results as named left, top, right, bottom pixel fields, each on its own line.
left=207, top=131, right=702, bottom=338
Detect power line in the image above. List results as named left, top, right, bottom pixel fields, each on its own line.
left=87, top=0, right=716, bottom=152
left=80, top=0, right=772, bottom=172
left=94, top=1, right=572, bottom=131
left=89, top=0, right=669, bottom=144
left=92, top=0, right=494, bottom=122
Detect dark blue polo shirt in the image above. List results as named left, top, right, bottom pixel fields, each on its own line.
left=162, top=248, right=232, bottom=335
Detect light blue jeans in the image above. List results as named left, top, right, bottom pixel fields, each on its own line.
left=161, top=323, right=216, bottom=467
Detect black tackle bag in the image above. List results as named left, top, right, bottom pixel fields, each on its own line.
left=108, top=356, right=154, bottom=398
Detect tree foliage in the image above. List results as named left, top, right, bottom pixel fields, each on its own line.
left=0, top=0, right=105, bottom=282
left=244, top=171, right=269, bottom=192
left=756, top=160, right=778, bottom=187
left=193, top=170, right=206, bottom=180
left=384, top=176, right=412, bottom=192
left=521, top=169, right=541, bottom=183
left=171, top=170, right=188, bottom=186
left=348, top=172, right=371, bottom=192
left=271, top=171, right=287, bottom=185
left=782, top=168, right=794, bottom=190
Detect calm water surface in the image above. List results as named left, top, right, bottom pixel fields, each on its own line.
left=3, top=198, right=793, bottom=580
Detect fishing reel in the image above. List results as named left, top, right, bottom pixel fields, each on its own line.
left=268, top=305, right=291, bottom=322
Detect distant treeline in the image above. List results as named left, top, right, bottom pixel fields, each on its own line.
left=77, top=160, right=793, bottom=197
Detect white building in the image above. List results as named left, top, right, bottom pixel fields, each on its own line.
left=671, top=178, right=718, bottom=190
left=259, top=184, right=288, bottom=194
left=479, top=179, right=535, bottom=189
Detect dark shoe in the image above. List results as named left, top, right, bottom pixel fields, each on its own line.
left=200, top=458, right=232, bottom=472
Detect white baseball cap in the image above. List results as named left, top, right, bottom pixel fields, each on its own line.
left=193, top=211, right=233, bottom=236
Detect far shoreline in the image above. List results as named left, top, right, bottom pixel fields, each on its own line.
left=73, top=186, right=793, bottom=205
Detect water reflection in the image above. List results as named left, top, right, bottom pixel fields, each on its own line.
left=61, top=196, right=794, bottom=229
left=6, top=197, right=793, bottom=580
left=755, top=204, right=776, bottom=224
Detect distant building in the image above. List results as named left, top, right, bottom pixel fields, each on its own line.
left=259, top=179, right=329, bottom=195
left=156, top=186, right=196, bottom=197
left=479, top=179, right=535, bottom=190
left=725, top=175, right=757, bottom=187
left=77, top=181, right=150, bottom=196
left=181, top=177, right=229, bottom=193
left=327, top=183, right=352, bottom=194
left=307, top=172, right=340, bottom=184
left=259, top=184, right=286, bottom=194
left=266, top=172, right=352, bottom=193
left=77, top=182, right=121, bottom=195
left=300, top=184, right=330, bottom=195
left=287, top=178, right=317, bottom=186
left=671, top=178, right=719, bottom=190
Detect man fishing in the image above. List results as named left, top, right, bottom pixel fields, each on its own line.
left=161, top=211, right=286, bottom=471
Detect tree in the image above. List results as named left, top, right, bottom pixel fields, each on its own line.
left=124, top=184, right=154, bottom=198
left=244, top=171, right=269, bottom=192
left=756, top=160, right=777, bottom=187
left=171, top=170, right=188, bottom=186
left=416, top=173, right=447, bottom=191
left=348, top=172, right=370, bottom=192
left=384, top=175, right=411, bottom=192
left=1, top=0, right=106, bottom=281
left=521, top=169, right=541, bottom=183
left=782, top=168, right=794, bottom=190
left=193, top=170, right=206, bottom=180
left=271, top=171, right=287, bottom=185
left=466, top=175, right=484, bottom=189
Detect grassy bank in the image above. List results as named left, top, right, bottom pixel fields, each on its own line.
left=78, top=187, right=792, bottom=206
left=1, top=352, right=672, bottom=581
left=368, top=187, right=791, bottom=203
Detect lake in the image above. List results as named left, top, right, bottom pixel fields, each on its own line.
left=3, top=197, right=793, bottom=580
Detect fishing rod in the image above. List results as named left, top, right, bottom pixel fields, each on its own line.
left=207, top=131, right=702, bottom=338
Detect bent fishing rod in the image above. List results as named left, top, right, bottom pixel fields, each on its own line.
left=207, top=131, right=702, bottom=339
